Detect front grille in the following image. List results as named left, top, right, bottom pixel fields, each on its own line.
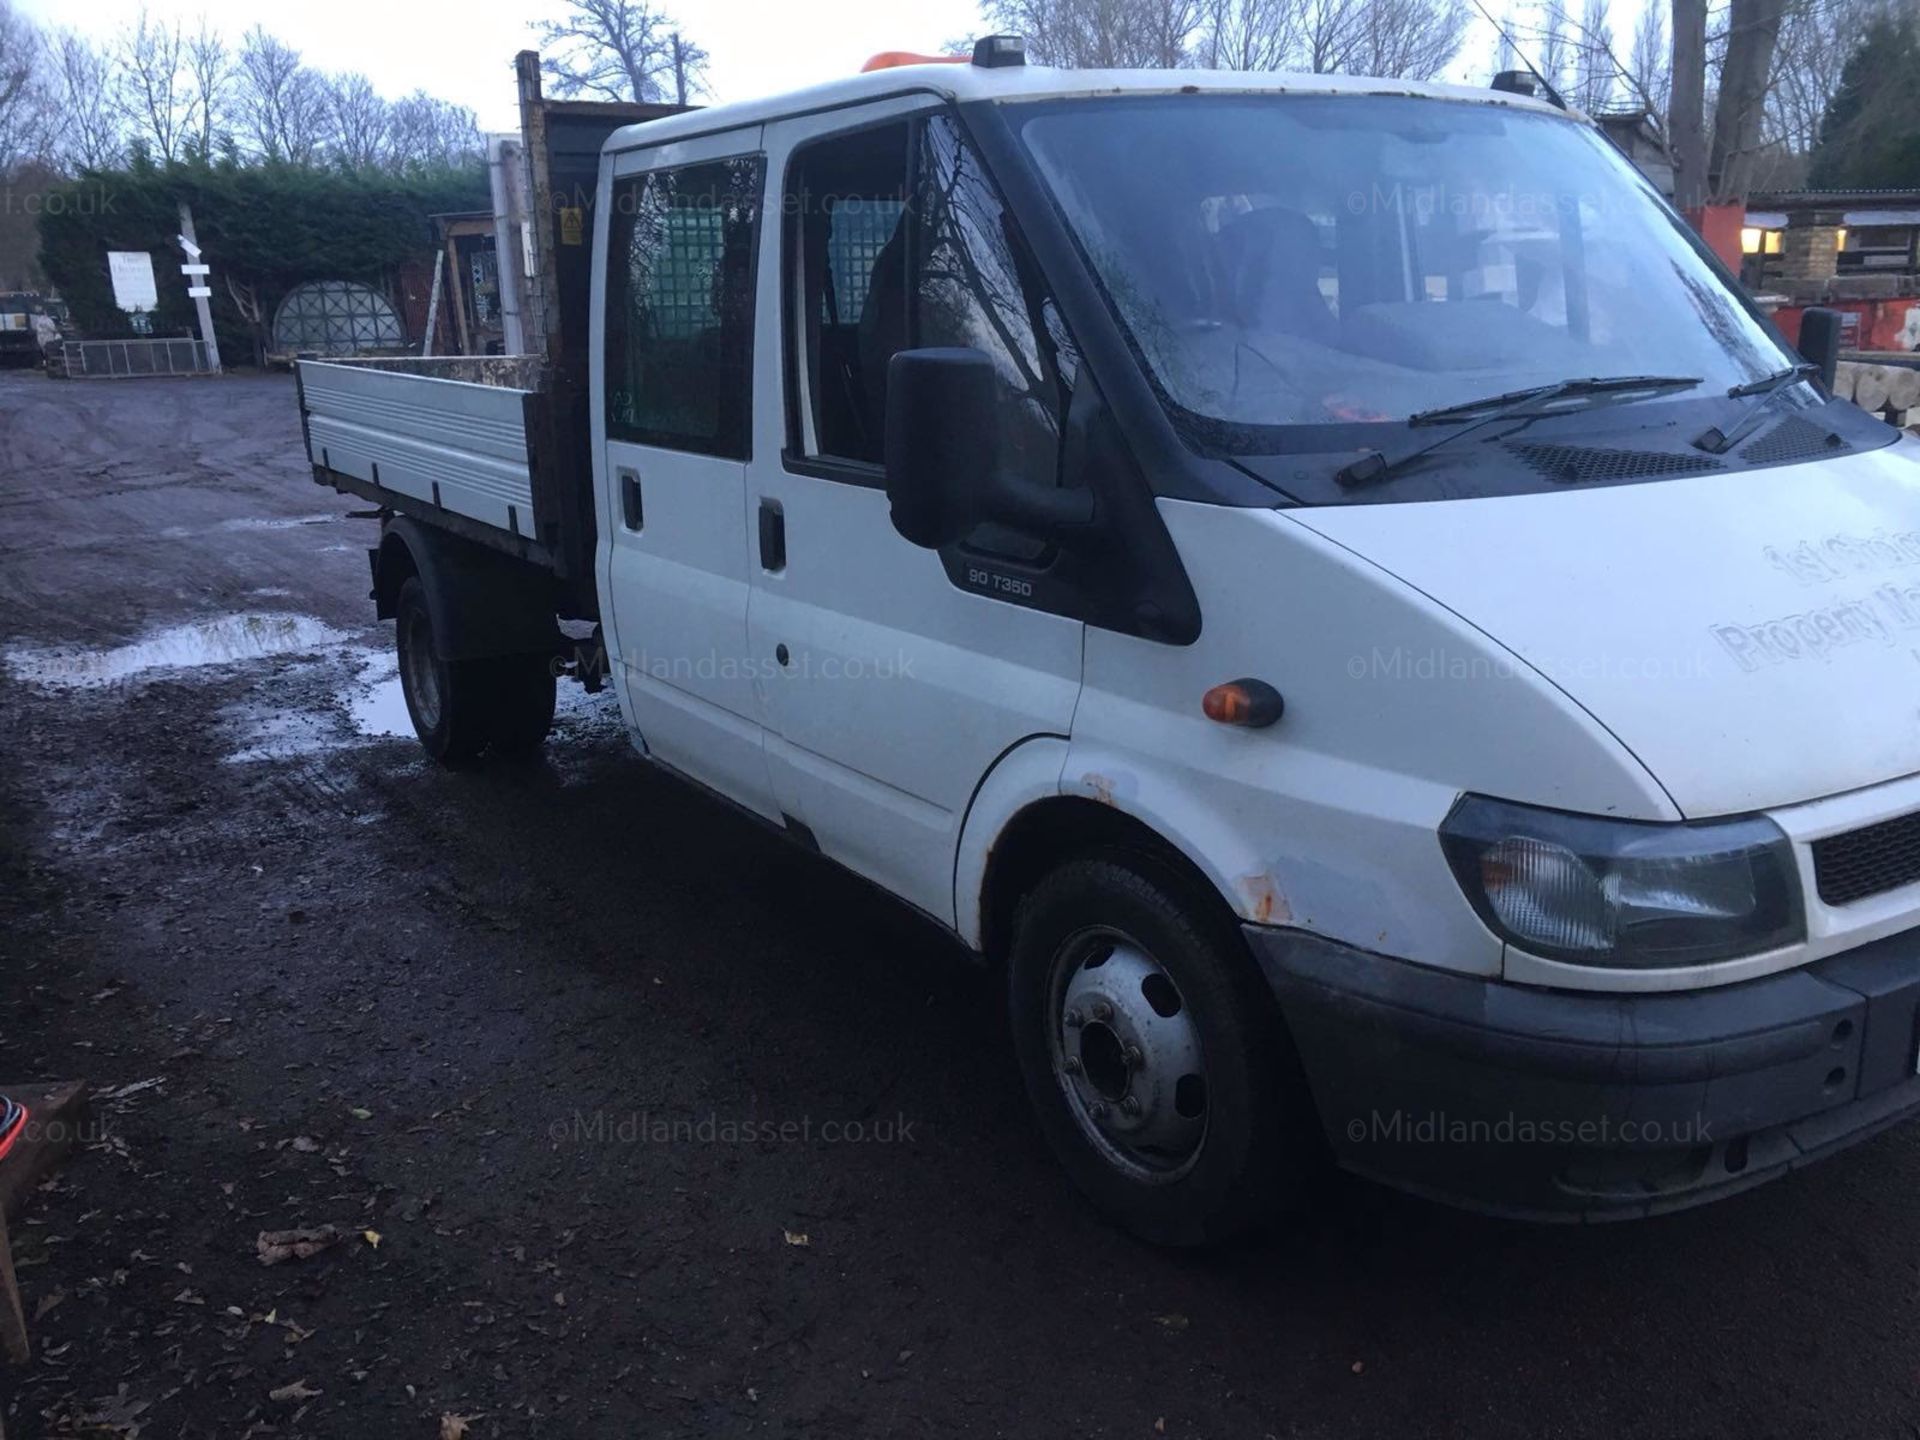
left=1813, top=810, right=1920, bottom=906
left=1506, top=442, right=1724, bottom=485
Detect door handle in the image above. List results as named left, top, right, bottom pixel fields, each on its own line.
left=619, top=467, right=642, bottom=530
left=758, top=498, right=785, bottom=572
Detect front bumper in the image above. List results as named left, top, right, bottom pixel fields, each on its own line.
left=1247, top=923, right=1920, bottom=1220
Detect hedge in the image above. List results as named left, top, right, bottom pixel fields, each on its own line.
left=36, top=155, right=489, bottom=364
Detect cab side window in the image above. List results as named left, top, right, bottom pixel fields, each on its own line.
left=606, top=155, right=763, bottom=458
left=786, top=123, right=911, bottom=465
left=912, top=112, right=1078, bottom=504
left=786, top=113, right=1080, bottom=514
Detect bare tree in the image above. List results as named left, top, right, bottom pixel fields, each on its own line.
left=0, top=0, right=48, bottom=171
left=1196, top=0, right=1302, bottom=67
left=388, top=91, right=482, bottom=170
left=665, top=31, right=708, bottom=105
left=119, top=8, right=193, bottom=163
left=1708, top=0, right=1791, bottom=195
left=1767, top=0, right=1876, bottom=154
left=1537, top=0, right=1572, bottom=91
left=1347, top=0, right=1469, bottom=77
left=323, top=71, right=390, bottom=169
left=184, top=21, right=233, bottom=162
left=984, top=0, right=1205, bottom=66
left=1573, top=0, right=1613, bottom=108
left=538, top=0, right=673, bottom=101
left=237, top=27, right=323, bottom=163
left=50, top=30, right=122, bottom=171
left=1626, top=1, right=1670, bottom=118
left=1670, top=0, right=1710, bottom=207
left=1288, top=0, right=1356, bottom=69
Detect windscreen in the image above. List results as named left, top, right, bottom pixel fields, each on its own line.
left=1014, top=94, right=1792, bottom=451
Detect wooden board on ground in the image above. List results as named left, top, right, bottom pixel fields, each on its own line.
left=0, top=1081, right=87, bottom=1221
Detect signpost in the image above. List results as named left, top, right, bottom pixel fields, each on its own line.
left=176, top=203, right=222, bottom=373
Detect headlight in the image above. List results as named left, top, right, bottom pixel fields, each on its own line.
left=1439, top=795, right=1804, bottom=969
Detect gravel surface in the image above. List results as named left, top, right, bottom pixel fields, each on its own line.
left=1, top=369, right=1915, bottom=1439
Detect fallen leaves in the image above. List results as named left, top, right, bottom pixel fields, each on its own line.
left=362, top=1229, right=382, bottom=1250
left=285, top=1135, right=322, bottom=1154
left=782, top=1230, right=810, bottom=1248
left=256, top=1225, right=342, bottom=1266
left=73, top=1384, right=149, bottom=1437
left=268, top=1378, right=321, bottom=1403
left=440, top=1413, right=484, bottom=1439
left=96, top=1077, right=164, bottom=1103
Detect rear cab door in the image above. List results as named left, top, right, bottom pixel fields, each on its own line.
left=594, top=126, right=780, bottom=817
left=745, top=97, right=1086, bottom=923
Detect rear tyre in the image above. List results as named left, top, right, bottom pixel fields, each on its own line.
left=1007, top=853, right=1314, bottom=1247
left=395, top=576, right=490, bottom=767
left=486, top=654, right=557, bottom=759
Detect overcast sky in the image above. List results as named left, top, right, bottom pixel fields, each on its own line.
left=16, top=0, right=988, bottom=132
left=17, top=0, right=1657, bottom=135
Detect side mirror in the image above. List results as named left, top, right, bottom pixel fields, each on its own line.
left=1798, top=306, right=1844, bottom=391
left=884, top=347, right=1096, bottom=550
left=884, top=348, right=995, bottom=549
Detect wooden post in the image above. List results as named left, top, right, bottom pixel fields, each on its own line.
left=177, top=202, right=223, bottom=374
left=423, top=248, right=446, bottom=359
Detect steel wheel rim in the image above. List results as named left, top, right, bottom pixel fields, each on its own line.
left=401, top=606, right=443, bottom=733
left=1047, top=925, right=1209, bottom=1183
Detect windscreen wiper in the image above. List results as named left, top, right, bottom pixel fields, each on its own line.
left=1691, top=362, right=1821, bottom=455
left=1337, top=374, right=1703, bottom=488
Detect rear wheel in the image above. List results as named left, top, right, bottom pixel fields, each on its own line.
left=1008, top=853, right=1314, bottom=1246
left=395, top=576, right=491, bottom=767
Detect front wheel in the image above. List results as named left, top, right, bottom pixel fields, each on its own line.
left=1008, top=854, right=1315, bottom=1246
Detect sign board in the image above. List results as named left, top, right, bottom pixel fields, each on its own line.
left=181, top=263, right=209, bottom=276
left=107, top=251, right=159, bottom=313
left=187, top=286, right=213, bottom=299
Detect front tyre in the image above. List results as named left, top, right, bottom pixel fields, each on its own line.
left=1008, top=854, right=1313, bottom=1246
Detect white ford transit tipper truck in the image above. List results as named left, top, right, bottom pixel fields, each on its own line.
left=295, top=41, right=1920, bottom=1244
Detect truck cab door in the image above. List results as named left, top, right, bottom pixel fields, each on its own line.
left=744, top=104, right=1085, bottom=923
left=594, top=129, right=781, bottom=818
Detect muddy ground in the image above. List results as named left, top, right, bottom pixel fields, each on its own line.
left=1, top=370, right=1918, bottom=1439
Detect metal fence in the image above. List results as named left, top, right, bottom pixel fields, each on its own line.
left=52, top=339, right=218, bottom=379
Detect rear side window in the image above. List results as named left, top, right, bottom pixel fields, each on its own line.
left=606, top=155, right=763, bottom=458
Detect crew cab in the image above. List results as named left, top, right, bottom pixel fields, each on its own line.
left=295, top=41, right=1920, bottom=1242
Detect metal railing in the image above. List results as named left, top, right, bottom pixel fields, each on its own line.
left=52, top=339, right=218, bottom=379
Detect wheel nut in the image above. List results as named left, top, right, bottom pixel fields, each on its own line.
left=1065, top=1009, right=1084, bottom=1028
left=1090, top=1102, right=1109, bottom=1121
left=1063, top=1055, right=1082, bottom=1075
left=1121, top=1096, right=1141, bottom=1117
left=1091, top=1000, right=1114, bottom=1023
left=1124, top=1044, right=1144, bottom=1068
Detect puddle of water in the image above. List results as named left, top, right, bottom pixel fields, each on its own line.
left=6, top=613, right=347, bottom=691
left=346, top=656, right=413, bottom=739
left=221, top=647, right=413, bottom=763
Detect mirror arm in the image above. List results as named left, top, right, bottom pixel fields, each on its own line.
left=993, top=481, right=1096, bottom=537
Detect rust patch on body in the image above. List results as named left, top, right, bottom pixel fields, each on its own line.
left=1239, top=872, right=1291, bottom=925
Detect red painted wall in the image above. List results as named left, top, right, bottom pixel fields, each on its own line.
left=1685, top=203, right=1747, bottom=272
left=1772, top=298, right=1919, bottom=354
